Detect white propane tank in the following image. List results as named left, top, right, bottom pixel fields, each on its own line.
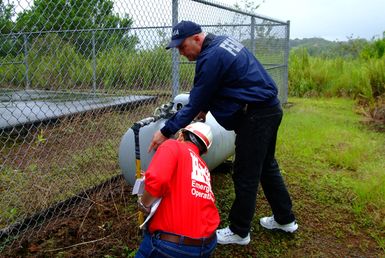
left=118, top=94, right=235, bottom=186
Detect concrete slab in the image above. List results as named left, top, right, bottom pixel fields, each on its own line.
left=0, top=90, right=156, bottom=130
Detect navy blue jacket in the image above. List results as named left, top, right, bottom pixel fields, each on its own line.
left=161, top=34, right=279, bottom=137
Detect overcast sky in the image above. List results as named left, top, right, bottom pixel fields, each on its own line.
left=223, top=0, right=385, bottom=41
left=12, top=0, right=385, bottom=41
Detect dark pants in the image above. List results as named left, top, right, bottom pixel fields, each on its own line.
left=229, top=104, right=295, bottom=238
left=135, top=231, right=217, bottom=258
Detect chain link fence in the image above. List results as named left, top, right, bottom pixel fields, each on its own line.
left=0, top=0, right=289, bottom=249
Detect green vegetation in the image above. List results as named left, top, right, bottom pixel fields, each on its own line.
left=0, top=0, right=195, bottom=91
left=1, top=0, right=384, bottom=254
left=290, top=37, right=370, bottom=58
left=284, top=37, right=384, bottom=252
left=289, top=47, right=385, bottom=100
left=214, top=97, right=384, bottom=256
left=0, top=35, right=183, bottom=91
left=289, top=36, right=385, bottom=131
left=1, top=0, right=137, bottom=57
left=279, top=98, right=384, bottom=228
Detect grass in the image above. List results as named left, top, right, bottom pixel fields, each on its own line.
left=279, top=98, right=384, bottom=225
left=212, top=97, right=385, bottom=257
left=278, top=98, right=384, bottom=248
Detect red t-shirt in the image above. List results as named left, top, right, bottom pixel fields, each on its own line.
left=145, top=139, right=220, bottom=238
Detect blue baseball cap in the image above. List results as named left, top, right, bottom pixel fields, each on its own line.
left=166, top=20, right=202, bottom=49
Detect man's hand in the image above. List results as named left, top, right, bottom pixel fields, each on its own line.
left=137, top=190, right=158, bottom=214
left=194, top=111, right=207, bottom=122
left=148, top=130, right=168, bottom=152
left=137, top=196, right=151, bottom=214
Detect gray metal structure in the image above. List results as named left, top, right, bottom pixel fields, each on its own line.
left=0, top=0, right=289, bottom=248
left=0, top=90, right=155, bottom=130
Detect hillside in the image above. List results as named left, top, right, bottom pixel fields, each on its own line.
left=289, top=37, right=369, bottom=58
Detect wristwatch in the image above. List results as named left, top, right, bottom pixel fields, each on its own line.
left=137, top=197, right=151, bottom=214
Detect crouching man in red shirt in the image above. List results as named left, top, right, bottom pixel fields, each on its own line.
left=135, top=122, right=219, bottom=258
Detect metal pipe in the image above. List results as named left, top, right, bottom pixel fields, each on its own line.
left=23, top=34, right=30, bottom=90
left=251, top=16, right=256, bottom=55
left=92, top=17, right=97, bottom=95
left=171, top=0, right=180, bottom=99
left=282, top=20, right=290, bottom=104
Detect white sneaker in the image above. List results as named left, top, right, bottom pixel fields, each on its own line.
left=216, top=226, right=250, bottom=245
left=260, top=216, right=298, bottom=233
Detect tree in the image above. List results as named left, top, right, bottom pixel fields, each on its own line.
left=334, top=36, right=368, bottom=59
left=232, top=0, right=265, bottom=40
left=0, top=0, right=16, bottom=56
left=0, top=0, right=13, bottom=34
left=361, top=35, right=385, bottom=60
left=15, top=0, right=137, bottom=56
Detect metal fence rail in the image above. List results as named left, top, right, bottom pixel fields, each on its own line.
left=0, top=0, right=289, bottom=248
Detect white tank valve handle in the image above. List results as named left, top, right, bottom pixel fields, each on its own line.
left=153, top=101, right=175, bottom=119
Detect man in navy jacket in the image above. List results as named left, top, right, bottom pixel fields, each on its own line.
left=149, top=20, right=298, bottom=245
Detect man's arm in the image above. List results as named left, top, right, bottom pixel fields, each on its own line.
left=147, top=110, right=207, bottom=152
left=148, top=47, right=226, bottom=151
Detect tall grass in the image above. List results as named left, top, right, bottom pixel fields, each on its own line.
left=289, top=48, right=385, bottom=103
left=0, top=35, right=178, bottom=92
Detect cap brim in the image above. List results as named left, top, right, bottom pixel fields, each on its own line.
left=165, top=38, right=185, bottom=50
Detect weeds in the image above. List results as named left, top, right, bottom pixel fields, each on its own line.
left=0, top=102, right=160, bottom=229
left=289, top=47, right=385, bottom=129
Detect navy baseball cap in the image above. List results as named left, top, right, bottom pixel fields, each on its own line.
left=166, top=20, right=202, bottom=49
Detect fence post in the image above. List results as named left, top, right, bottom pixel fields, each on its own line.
left=92, top=19, right=97, bottom=95
left=282, top=20, right=290, bottom=104
left=250, top=16, right=256, bottom=55
left=171, top=0, right=180, bottom=98
left=23, top=33, right=30, bottom=90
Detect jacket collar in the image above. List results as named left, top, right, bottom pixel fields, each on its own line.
left=201, top=33, right=215, bottom=51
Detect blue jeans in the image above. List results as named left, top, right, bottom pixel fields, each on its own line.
left=229, top=104, right=295, bottom=237
left=135, top=231, right=217, bottom=258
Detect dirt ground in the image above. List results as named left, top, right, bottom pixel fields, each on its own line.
left=1, top=167, right=382, bottom=258
left=1, top=177, right=141, bottom=257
